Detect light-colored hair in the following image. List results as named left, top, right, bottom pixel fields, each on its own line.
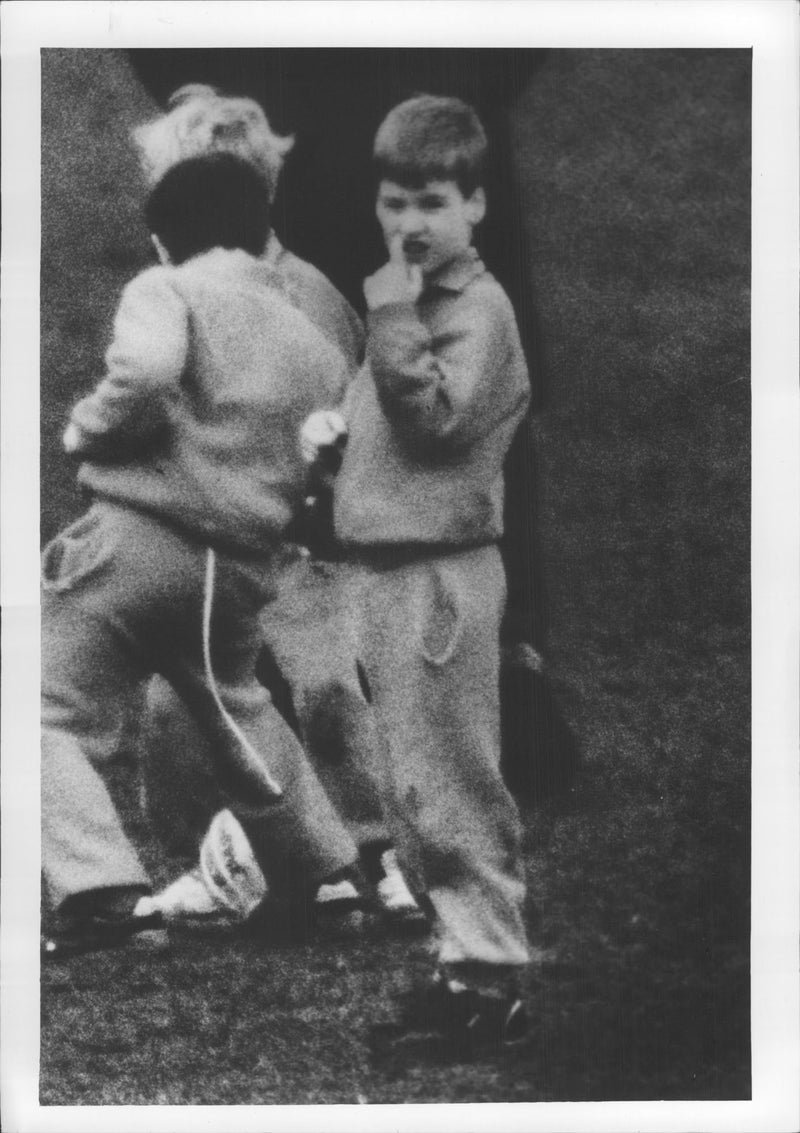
left=374, top=94, right=487, bottom=196
left=132, top=84, right=294, bottom=202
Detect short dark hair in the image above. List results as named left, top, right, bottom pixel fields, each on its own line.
left=373, top=94, right=488, bottom=196
left=144, top=153, right=270, bottom=264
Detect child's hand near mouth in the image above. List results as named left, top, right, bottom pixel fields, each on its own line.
left=363, top=233, right=424, bottom=310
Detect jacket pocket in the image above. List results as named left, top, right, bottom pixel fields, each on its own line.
left=41, top=507, right=113, bottom=593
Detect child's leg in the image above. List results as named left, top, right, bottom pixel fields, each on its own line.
left=140, top=671, right=359, bottom=895
left=140, top=674, right=225, bottom=858
left=41, top=509, right=154, bottom=913
left=261, top=557, right=388, bottom=848
left=141, top=559, right=387, bottom=855
left=41, top=503, right=358, bottom=918
left=265, top=559, right=422, bottom=922
left=358, top=547, right=529, bottom=977
left=143, top=540, right=359, bottom=891
left=141, top=555, right=420, bottom=926
left=42, top=651, right=151, bottom=910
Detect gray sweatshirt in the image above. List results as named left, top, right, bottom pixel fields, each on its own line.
left=71, top=242, right=357, bottom=556
left=334, top=249, right=530, bottom=550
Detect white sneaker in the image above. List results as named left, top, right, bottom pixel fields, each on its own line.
left=375, top=849, right=426, bottom=926
left=314, top=877, right=365, bottom=931
left=149, top=867, right=233, bottom=924
left=315, top=878, right=362, bottom=905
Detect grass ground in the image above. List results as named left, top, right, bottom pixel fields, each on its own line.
left=39, top=48, right=751, bottom=1104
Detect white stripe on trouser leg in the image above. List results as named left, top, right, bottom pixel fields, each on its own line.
left=202, top=547, right=283, bottom=799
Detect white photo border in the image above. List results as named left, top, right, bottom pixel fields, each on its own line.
left=2, top=3, right=798, bottom=1132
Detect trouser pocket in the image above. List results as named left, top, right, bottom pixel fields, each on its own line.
left=41, top=506, right=113, bottom=593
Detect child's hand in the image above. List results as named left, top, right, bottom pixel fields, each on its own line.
left=364, top=234, right=424, bottom=310
left=300, top=410, right=348, bottom=466
left=62, top=422, right=83, bottom=454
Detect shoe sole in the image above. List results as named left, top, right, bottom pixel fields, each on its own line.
left=379, top=907, right=430, bottom=937
left=313, top=902, right=366, bottom=934
left=158, top=908, right=237, bottom=927
left=243, top=898, right=366, bottom=944
left=41, top=924, right=169, bottom=961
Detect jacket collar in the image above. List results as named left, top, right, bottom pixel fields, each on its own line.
left=426, top=247, right=485, bottom=294
left=265, top=233, right=483, bottom=293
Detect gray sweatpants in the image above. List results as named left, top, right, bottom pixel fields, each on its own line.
left=351, top=544, right=530, bottom=973
left=41, top=501, right=357, bottom=913
left=141, top=555, right=389, bottom=857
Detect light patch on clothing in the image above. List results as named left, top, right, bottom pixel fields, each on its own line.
left=419, top=565, right=462, bottom=666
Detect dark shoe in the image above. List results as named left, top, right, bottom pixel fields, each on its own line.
left=372, top=976, right=529, bottom=1064
left=41, top=897, right=168, bottom=961
left=244, top=877, right=366, bottom=944
left=456, top=990, right=530, bottom=1052
left=150, top=866, right=235, bottom=927
left=405, top=978, right=528, bottom=1042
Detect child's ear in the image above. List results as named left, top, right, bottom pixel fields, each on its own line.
left=466, top=187, right=486, bottom=227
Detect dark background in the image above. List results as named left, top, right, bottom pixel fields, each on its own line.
left=40, top=48, right=750, bottom=1103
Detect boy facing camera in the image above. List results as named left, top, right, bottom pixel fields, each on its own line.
left=41, top=153, right=362, bottom=959
left=320, top=96, right=534, bottom=1055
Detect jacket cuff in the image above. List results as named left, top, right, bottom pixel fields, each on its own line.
left=366, top=300, right=420, bottom=332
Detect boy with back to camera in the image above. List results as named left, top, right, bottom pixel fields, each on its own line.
left=314, top=95, right=533, bottom=1055
left=128, top=85, right=421, bottom=929
left=40, top=152, right=365, bottom=958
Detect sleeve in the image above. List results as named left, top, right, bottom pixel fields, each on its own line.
left=283, top=254, right=366, bottom=376
left=336, top=294, right=367, bottom=373
left=365, top=288, right=529, bottom=452
left=324, top=293, right=364, bottom=400
left=67, top=268, right=189, bottom=456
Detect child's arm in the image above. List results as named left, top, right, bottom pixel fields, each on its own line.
left=364, top=241, right=528, bottom=452
left=64, top=269, right=188, bottom=457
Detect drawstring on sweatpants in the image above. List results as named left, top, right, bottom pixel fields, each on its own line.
left=202, top=547, right=283, bottom=799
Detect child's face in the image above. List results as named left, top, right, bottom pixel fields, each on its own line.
left=375, top=179, right=486, bottom=278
